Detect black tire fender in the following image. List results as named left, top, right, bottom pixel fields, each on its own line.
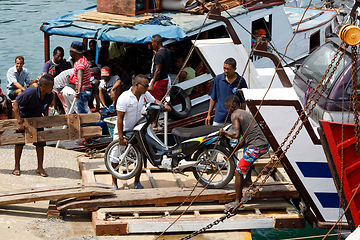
left=167, top=86, right=192, bottom=120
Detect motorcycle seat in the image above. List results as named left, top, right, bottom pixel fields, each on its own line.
left=171, top=125, right=222, bottom=139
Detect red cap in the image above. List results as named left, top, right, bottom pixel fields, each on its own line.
left=101, top=67, right=110, bottom=77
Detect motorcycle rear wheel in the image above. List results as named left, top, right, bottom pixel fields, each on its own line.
left=104, top=140, right=142, bottom=180
left=192, top=144, right=235, bottom=189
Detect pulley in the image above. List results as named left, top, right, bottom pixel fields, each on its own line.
left=339, top=24, right=360, bottom=46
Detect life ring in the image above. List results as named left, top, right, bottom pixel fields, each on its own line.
left=167, top=86, right=191, bottom=120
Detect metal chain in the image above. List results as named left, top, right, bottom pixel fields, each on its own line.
left=237, top=43, right=348, bottom=209
left=351, top=45, right=360, bottom=155
left=179, top=42, right=347, bottom=240
left=179, top=209, right=237, bottom=240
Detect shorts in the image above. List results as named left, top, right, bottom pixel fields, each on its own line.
left=15, top=128, right=46, bottom=147
left=236, top=145, right=270, bottom=175
left=152, top=79, right=168, bottom=101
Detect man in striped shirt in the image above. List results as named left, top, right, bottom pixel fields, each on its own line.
left=69, top=41, right=92, bottom=114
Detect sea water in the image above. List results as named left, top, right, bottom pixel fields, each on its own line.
left=0, top=0, right=347, bottom=239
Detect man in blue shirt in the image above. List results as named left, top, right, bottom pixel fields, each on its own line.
left=12, top=75, right=54, bottom=177
left=7, top=56, right=32, bottom=100
left=206, top=58, right=248, bottom=125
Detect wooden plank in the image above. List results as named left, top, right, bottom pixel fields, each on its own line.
left=36, top=115, right=67, bottom=127
left=93, top=211, right=129, bottom=235
left=0, top=119, right=18, bottom=131
left=74, top=18, right=133, bottom=27
left=274, top=215, right=306, bottom=229
left=96, top=197, right=293, bottom=217
left=0, top=187, right=114, bottom=206
left=38, top=129, right=69, bottom=142
left=81, top=126, right=102, bottom=138
left=79, top=113, right=101, bottom=124
left=74, top=18, right=134, bottom=27
left=89, top=10, right=153, bottom=21
left=93, top=209, right=301, bottom=235
left=76, top=13, right=148, bottom=24
left=24, top=118, right=37, bottom=143
left=0, top=132, right=24, bottom=145
left=146, top=169, right=158, bottom=188
left=68, top=114, right=81, bottom=140
left=57, top=184, right=300, bottom=210
left=172, top=172, right=185, bottom=188
left=0, top=183, right=112, bottom=198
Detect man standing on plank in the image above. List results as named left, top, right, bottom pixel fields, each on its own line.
left=111, top=74, right=170, bottom=190
left=219, top=95, right=269, bottom=209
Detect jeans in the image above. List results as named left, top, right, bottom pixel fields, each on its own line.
left=76, top=90, right=92, bottom=114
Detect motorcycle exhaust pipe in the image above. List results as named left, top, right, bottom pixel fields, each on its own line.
left=177, top=159, right=198, bottom=171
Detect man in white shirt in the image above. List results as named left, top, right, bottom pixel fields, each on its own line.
left=111, top=74, right=170, bottom=190
left=7, top=56, right=32, bottom=100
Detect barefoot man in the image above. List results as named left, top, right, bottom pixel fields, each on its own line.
left=12, top=74, right=54, bottom=177
left=219, top=95, right=269, bottom=209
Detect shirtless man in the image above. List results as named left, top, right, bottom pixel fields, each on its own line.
left=219, top=95, right=269, bottom=209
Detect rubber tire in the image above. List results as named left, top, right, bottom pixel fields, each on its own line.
left=192, top=144, right=235, bottom=189
left=168, top=86, right=191, bottom=120
left=104, top=140, right=142, bottom=180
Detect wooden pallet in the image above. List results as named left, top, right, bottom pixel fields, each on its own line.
left=74, top=10, right=154, bottom=27
left=0, top=113, right=101, bottom=146
left=92, top=197, right=305, bottom=235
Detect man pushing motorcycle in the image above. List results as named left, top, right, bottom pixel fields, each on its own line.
left=111, top=74, right=171, bottom=190
left=218, top=95, right=270, bottom=209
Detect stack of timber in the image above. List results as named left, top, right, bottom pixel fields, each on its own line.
left=0, top=113, right=101, bottom=146
left=0, top=183, right=114, bottom=218
left=186, top=0, right=283, bottom=14
left=70, top=151, right=305, bottom=236
left=74, top=10, right=155, bottom=27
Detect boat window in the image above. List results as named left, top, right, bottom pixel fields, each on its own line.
left=345, top=68, right=360, bottom=95
left=299, top=42, right=351, bottom=94
left=251, top=15, right=272, bottom=41
left=310, top=30, right=320, bottom=53
left=325, top=26, right=332, bottom=39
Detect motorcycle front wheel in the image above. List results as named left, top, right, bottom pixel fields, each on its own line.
left=104, top=140, right=142, bottom=180
left=192, top=144, right=235, bottom=189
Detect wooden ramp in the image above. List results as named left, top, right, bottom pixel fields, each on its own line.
left=72, top=153, right=305, bottom=235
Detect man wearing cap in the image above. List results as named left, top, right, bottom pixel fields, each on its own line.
left=99, top=66, right=122, bottom=115
left=69, top=41, right=92, bottom=114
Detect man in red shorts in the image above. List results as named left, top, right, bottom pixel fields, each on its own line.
left=219, top=95, right=269, bottom=210
left=149, top=34, right=170, bottom=101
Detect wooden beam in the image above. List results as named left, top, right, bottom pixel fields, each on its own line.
left=24, top=118, right=37, bottom=143
left=57, top=184, right=300, bottom=210
left=0, top=183, right=114, bottom=206
left=0, top=119, right=18, bottom=131
left=68, top=114, right=81, bottom=140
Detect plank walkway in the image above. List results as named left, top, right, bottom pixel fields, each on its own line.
left=72, top=154, right=305, bottom=235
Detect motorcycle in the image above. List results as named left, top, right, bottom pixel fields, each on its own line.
left=104, top=102, right=236, bottom=189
